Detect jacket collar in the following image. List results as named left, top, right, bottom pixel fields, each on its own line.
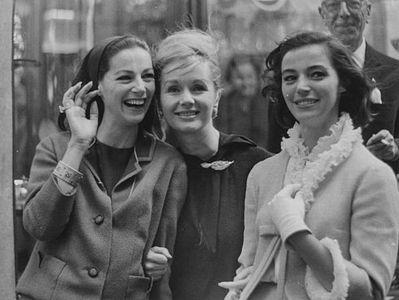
left=120, top=131, right=156, bottom=180
left=364, top=43, right=382, bottom=70
left=135, top=130, right=156, bottom=162
left=83, top=130, right=157, bottom=183
left=182, top=132, right=257, bottom=163
left=219, top=132, right=257, bottom=147
left=214, top=132, right=257, bottom=160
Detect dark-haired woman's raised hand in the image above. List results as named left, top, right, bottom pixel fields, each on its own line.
left=62, top=81, right=99, bottom=149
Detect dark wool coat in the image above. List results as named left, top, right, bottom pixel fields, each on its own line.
left=362, top=43, right=399, bottom=173
left=16, top=131, right=187, bottom=300
left=170, top=133, right=271, bottom=300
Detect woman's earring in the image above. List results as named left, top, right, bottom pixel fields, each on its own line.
left=97, top=84, right=103, bottom=96
left=212, top=107, right=218, bottom=119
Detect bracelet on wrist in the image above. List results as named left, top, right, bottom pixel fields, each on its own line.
left=52, top=160, right=83, bottom=187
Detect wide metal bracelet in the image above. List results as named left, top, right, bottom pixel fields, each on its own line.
left=52, top=161, right=83, bottom=187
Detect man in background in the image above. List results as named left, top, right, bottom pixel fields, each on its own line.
left=267, top=0, right=399, bottom=173
left=319, top=0, right=399, bottom=173
left=319, top=1, right=399, bottom=296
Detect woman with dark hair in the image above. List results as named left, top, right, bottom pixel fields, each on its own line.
left=16, top=35, right=187, bottom=300
left=220, top=31, right=399, bottom=300
left=266, top=32, right=371, bottom=131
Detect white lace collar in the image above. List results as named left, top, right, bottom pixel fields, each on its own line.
left=281, top=113, right=363, bottom=211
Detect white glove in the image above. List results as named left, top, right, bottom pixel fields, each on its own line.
left=268, top=184, right=310, bottom=243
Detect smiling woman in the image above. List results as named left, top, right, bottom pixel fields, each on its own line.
left=15, top=35, right=187, bottom=300
left=280, top=44, right=342, bottom=144
left=145, top=28, right=271, bottom=300
left=221, top=31, right=399, bottom=300
left=96, top=47, right=156, bottom=134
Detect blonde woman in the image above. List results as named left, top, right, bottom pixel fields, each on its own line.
left=144, top=29, right=271, bottom=300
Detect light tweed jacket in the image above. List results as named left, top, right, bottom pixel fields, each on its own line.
left=236, top=143, right=399, bottom=300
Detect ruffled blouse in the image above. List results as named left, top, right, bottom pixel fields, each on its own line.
left=281, top=113, right=363, bottom=211
left=265, top=113, right=364, bottom=283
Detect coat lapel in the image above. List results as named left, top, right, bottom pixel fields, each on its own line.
left=82, top=131, right=156, bottom=191
left=364, top=44, right=386, bottom=82
left=364, top=43, right=381, bottom=70
left=118, top=131, right=156, bottom=184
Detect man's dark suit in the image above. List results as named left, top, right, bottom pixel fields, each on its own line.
left=362, top=44, right=399, bottom=172
left=266, top=43, right=399, bottom=173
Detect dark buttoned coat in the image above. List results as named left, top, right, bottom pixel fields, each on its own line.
left=363, top=43, right=399, bottom=172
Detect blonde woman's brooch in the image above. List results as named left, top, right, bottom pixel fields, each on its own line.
left=200, top=160, right=234, bottom=171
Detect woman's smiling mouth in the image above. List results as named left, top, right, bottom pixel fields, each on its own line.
left=175, top=110, right=199, bottom=118
left=294, top=98, right=319, bottom=107
left=124, top=98, right=146, bottom=108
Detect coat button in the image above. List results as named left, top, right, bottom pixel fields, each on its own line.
left=88, top=267, right=99, bottom=278
left=94, top=215, right=104, bottom=225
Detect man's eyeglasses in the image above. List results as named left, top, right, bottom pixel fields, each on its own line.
left=322, top=0, right=364, bottom=13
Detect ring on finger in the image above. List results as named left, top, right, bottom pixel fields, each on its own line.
left=59, top=102, right=73, bottom=114
left=381, top=137, right=392, bottom=146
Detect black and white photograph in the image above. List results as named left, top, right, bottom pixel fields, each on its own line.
left=1, top=0, right=399, bottom=299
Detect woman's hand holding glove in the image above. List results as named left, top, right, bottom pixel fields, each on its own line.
left=268, top=184, right=311, bottom=244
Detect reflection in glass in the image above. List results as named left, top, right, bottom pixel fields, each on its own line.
left=13, top=0, right=96, bottom=279
left=13, top=10, right=38, bottom=279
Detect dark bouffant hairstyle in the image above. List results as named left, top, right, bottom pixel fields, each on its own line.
left=58, top=35, right=162, bottom=137
left=263, top=31, right=373, bottom=129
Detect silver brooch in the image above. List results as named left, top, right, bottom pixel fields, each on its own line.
left=200, top=160, right=234, bottom=171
